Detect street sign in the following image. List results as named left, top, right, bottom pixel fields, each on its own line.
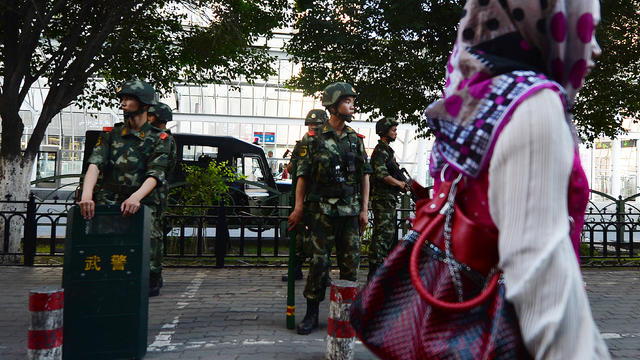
left=253, top=131, right=275, bottom=144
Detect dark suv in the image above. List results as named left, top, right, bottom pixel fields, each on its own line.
left=83, top=130, right=291, bottom=211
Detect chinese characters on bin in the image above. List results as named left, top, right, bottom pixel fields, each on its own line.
left=84, top=254, right=128, bottom=271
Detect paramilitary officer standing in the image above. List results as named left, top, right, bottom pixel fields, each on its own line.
left=78, top=80, right=171, bottom=297
left=282, top=109, right=328, bottom=282
left=368, top=117, right=408, bottom=281
left=288, top=82, right=372, bottom=335
left=147, top=102, right=177, bottom=296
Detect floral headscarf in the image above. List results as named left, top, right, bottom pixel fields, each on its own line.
left=426, top=0, right=600, bottom=178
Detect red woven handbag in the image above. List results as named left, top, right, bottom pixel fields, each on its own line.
left=350, top=171, right=531, bottom=359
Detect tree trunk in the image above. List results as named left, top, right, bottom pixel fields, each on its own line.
left=0, top=154, right=34, bottom=264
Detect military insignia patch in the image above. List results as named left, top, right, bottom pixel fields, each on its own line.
left=122, top=128, right=128, bottom=136
left=299, top=146, right=308, bottom=157
left=159, top=132, right=168, bottom=140
left=140, top=131, right=145, bottom=138
left=95, top=136, right=102, bottom=147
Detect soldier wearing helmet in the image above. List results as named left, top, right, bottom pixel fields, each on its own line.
left=321, top=82, right=358, bottom=123
left=288, top=83, right=372, bottom=335
left=282, top=109, right=328, bottom=282
left=79, top=80, right=172, bottom=297
left=147, top=102, right=177, bottom=296
left=368, top=117, right=409, bottom=281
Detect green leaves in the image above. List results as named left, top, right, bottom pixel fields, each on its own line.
left=286, top=0, right=462, bottom=128
left=0, top=0, right=289, bottom=156
left=170, top=161, right=243, bottom=216
left=287, top=0, right=640, bottom=141
left=573, top=0, right=640, bottom=142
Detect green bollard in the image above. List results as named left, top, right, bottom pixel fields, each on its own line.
left=286, top=225, right=297, bottom=329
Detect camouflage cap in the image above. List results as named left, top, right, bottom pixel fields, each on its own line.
left=148, top=102, right=173, bottom=123
left=321, top=82, right=357, bottom=107
left=116, top=80, right=156, bottom=105
left=304, top=109, right=328, bottom=126
left=375, top=117, right=399, bottom=136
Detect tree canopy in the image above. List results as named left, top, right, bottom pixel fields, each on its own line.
left=0, top=0, right=287, bottom=161
left=573, top=0, right=640, bottom=141
left=286, top=0, right=640, bottom=142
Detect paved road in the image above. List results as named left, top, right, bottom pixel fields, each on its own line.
left=0, top=267, right=638, bottom=359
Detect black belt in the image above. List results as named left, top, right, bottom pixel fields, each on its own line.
left=308, top=183, right=358, bottom=200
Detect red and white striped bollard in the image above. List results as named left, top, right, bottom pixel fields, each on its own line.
left=326, top=279, right=358, bottom=360
left=28, top=287, right=64, bottom=360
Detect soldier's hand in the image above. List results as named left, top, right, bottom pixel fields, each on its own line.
left=288, top=208, right=303, bottom=231
left=78, top=198, right=95, bottom=220
left=121, top=195, right=142, bottom=217
left=359, top=210, right=368, bottom=235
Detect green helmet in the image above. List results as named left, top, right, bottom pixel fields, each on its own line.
left=304, top=109, right=328, bottom=126
left=321, top=82, right=357, bottom=107
left=148, top=102, right=173, bottom=123
left=116, top=80, right=156, bottom=105
left=376, top=117, right=399, bottom=136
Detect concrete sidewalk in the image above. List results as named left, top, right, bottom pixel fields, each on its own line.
left=0, top=267, right=638, bottom=359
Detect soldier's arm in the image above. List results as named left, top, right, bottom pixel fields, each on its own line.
left=79, top=130, right=112, bottom=219
left=143, top=134, right=171, bottom=192
left=79, top=164, right=99, bottom=219
left=288, top=136, right=311, bottom=230
left=121, top=177, right=158, bottom=216
left=121, top=133, right=170, bottom=216
left=359, top=139, right=372, bottom=234
left=374, top=150, right=404, bottom=188
left=360, top=174, right=369, bottom=210
left=287, top=176, right=307, bottom=231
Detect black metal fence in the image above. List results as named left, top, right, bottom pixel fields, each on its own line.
left=581, top=191, right=640, bottom=266
left=1, top=192, right=639, bottom=267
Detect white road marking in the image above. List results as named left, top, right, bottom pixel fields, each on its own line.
left=601, top=332, right=640, bottom=339
left=148, top=272, right=206, bottom=352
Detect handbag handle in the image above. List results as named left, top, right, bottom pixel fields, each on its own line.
left=409, top=217, right=500, bottom=313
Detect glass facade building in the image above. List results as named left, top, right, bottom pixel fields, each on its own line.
left=12, top=33, right=638, bottom=198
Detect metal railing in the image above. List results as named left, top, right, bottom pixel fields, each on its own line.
left=581, top=191, right=640, bottom=266
left=1, top=192, right=639, bottom=267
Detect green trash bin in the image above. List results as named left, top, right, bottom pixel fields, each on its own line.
left=62, top=205, right=150, bottom=360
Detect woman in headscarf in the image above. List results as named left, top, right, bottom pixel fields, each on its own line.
left=425, top=0, right=609, bottom=358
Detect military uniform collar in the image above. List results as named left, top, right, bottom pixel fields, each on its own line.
left=377, top=139, right=394, bottom=153
left=321, top=121, right=354, bottom=136
left=123, top=120, right=153, bottom=139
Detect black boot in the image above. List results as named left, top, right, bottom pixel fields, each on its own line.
left=367, top=264, right=379, bottom=283
left=282, top=260, right=304, bottom=281
left=149, top=272, right=161, bottom=297
left=297, top=299, right=319, bottom=335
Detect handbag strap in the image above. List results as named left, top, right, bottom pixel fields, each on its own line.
left=409, top=165, right=500, bottom=312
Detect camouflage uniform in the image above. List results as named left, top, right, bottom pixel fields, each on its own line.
left=290, top=139, right=313, bottom=263
left=150, top=129, right=176, bottom=274
left=297, top=121, right=372, bottom=301
left=88, top=120, right=172, bottom=274
left=148, top=101, right=177, bottom=276
left=369, top=139, right=400, bottom=267
left=290, top=110, right=328, bottom=269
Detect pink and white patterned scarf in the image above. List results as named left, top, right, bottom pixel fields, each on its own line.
left=427, top=0, right=600, bottom=178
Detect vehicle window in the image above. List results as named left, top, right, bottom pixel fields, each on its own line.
left=182, top=145, right=218, bottom=162
left=36, top=151, right=57, bottom=183
left=235, top=155, right=269, bottom=196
